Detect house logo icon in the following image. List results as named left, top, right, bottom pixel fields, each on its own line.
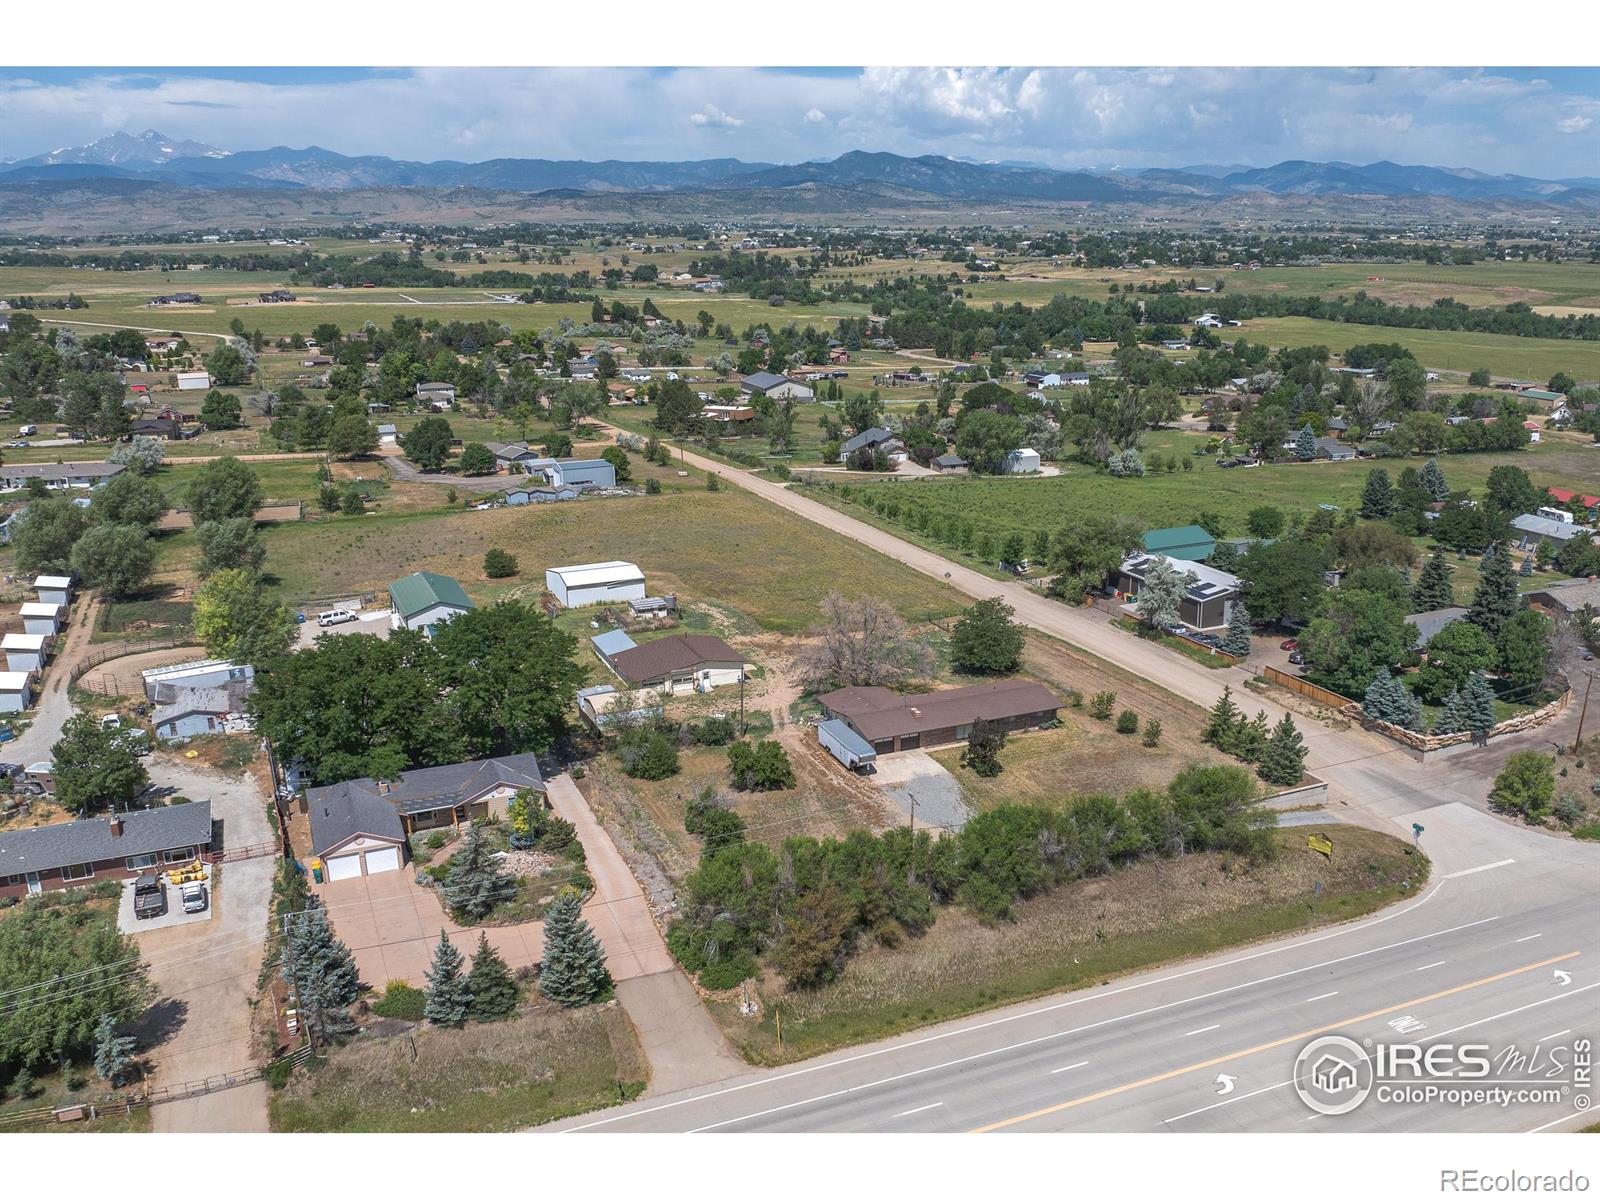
left=1293, top=1035, right=1375, bottom=1115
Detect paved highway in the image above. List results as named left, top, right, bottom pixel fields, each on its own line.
left=545, top=432, right=1599, bottom=1134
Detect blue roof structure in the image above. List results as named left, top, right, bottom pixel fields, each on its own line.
left=591, top=629, right=638, bottom=659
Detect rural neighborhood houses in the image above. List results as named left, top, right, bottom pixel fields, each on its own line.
left=388, top=571, right=477, bottom=633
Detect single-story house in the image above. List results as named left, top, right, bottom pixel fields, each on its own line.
left=1162, top=339, right=1190, bottom=351
left=1526, top=577, right=1600, bottom=617
left=1546, top=488, right=1600, bottom=521
left=309, top=788, right=408, bottom=881
left=141, top=659, right=253, bottom=702
left=1142, top=524, right=1216, bottom=563
left=416, top=381, right=457, bottom=406
left=0, top=463, right=124, bottom=492
left=129, top=417, right=201, bottom=441
left=818, top=679, right=1062, bottom=755
left=303, top=752, right=546, bottom=841
left=146, top=336, right=181, bottom=353
left=2, top=632, right=49, bottom=675
left=388, top=571, right=476, bottom=634
left=1023, top=371, right=1062, bottom=389
left=1518, top=388, right=1565, bottom=404
left=377, top=423, right=398, bottom=444
left=1406, top=606, right=1469, bottom=648
left=0, top=671, right=33, bottom=713
left=1062, top=372, right=1091, bottom=386
left=505, top=485, right=577, bottom=505
left=839, top=427, right=907, bottom=464
left=0, top=802, right=214, bottom=901
left=1003, top=447, right=1042, bottom=474
left=1326, top=417, right=1349, bottom=435
left=932, top=453, right=970, bottom=474
left=603, top=633, right=745, bottom=695
left=818, top=718, right=878, bottom=772
left=546, top=561, right=646, bottom=609
left=33, top=575, right=73, bottom=609
left=152, top=686, right=245, bottom=743
left=486, top=441, right=545, bottom=471
left=1316, top=437, right=1357, bottom=461
left=175, top=370, right=211, bottom=391
left=1509, top=512, right=1594, bottom=551
left=18, top=602, right=63, bottom=637
left=740, top=371, right=814, bottom=402
left=1117, top=552, right=1242, bottom=632
left=701, top=405, right=757, bottom=424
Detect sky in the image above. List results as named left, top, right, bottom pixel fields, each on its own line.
left=1, top=66, right=1596, bottom=177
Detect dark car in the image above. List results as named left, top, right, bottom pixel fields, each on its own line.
left=1288, top=650, right=1305, bottom=665
left=133, top=873, right=167, bottom=920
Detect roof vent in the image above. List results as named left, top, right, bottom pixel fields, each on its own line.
left=909, top=707, right=922, bottom=718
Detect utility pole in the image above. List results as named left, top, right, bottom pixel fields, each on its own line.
left=1574, top=670, right=1595, bottom=752
left=739, top=673, right=746, bottom=736
left=906, top=795, right=920, bottom=885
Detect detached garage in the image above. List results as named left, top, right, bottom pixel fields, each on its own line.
left=545, top=561, right=646, bottom=609
left=310, top=789, right=407, bottom=880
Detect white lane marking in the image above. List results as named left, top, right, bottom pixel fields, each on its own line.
left=1051, top=1061, right=1089, bottom=1074
left=1516, top=934, right=1543, bottom=943
left=1445, top=859, right=1516, bottom=879
left=1536, top=1029, right=1571, bottom=1043
left=562, top=900, right=1487, bottom=1132
left=1526, top=1108, right=1593, bottom=1133
left=1305, top=991, right=1339, bottom=1002
left=1186, top=1024, right=1222, bottom=1036
left=894, top=1102, right=943, bottom=1118
left=1420, top=982, right=1600, bottom=1044
left=1416, top=960, right=1447, bottom=971
left=1164, top=1081, right=1293, bottom=1124
left=1303, top=1113, right=1320, bottom=1122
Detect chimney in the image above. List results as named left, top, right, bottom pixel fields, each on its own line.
left=109, top=814, right=124, bottom=838
left=377, top=780, right=391, bottom=796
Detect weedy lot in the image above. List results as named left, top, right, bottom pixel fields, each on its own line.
left=269, top=1002, right=646, bottom=1132
left=710, top=825, right=1427, bottom=1066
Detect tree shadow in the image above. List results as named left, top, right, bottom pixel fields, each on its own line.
left=130, top=996, right=190, bottom=1051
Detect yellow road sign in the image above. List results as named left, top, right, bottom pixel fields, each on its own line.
left=1308, top=834, right=1334, bottom=858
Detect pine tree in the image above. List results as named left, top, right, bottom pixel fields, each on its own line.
left=1436, top=686, right=1469, bottom=735
left=1221, top=604, right=1253, bottom=658
left=1258, top=713, right=1308, bottom=786
left=93, top=1013, right=138, bottom=1086
left=1458, top=670, right=1498, bottom=735
left=466, top=932, right=519, bottom=1023
left=1411, top=546, right=1456, bottom=612
left=538, top=891, right=612, bottom=1008
left=1467, top=542, right=1519, bottom=638
left=1360, top=468, right=1395, bottom=519
left=282, top=901, right=360, bottom=1040
left=1238, top=710, right=1272, bottom=763
left=442, top=826, right=517, bottom=921
left=423, top=931, right=472, bottom=1027
left=1362, top=668, right=1423, bottom=730
left=1203, top=685, right=1244, bottom=750
left=1294, top=427, right=1317, bottom=461
left=1420, top=457, right=1450, bottom=502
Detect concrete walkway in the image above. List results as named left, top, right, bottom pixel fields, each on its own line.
left=545, top=773, right=748, bottom=1094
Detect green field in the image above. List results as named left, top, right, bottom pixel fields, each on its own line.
left=1229, top=317, right=1600, bottom=380
left=827, top=436, right=1600, bottom=544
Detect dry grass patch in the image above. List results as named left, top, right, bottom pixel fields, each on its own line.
left=711, top=824, right=1426, bottom=1065
left=269, top=1001, right=646, bottom=1132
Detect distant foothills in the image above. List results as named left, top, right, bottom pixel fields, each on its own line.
left=4, top=129, right=1598, bottom=209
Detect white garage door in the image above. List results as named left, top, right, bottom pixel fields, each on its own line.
left=324, top=853, right=363, bottom=882
left=363, top=847, right=401, bottom=875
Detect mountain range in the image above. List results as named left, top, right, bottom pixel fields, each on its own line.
left=3, top=130, right=1597, bottom=210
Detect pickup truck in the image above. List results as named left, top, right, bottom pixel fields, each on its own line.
left=133, top=873, right=167, bottom=920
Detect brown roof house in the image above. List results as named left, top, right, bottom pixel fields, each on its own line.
left=819, top=679, right=1061, bottom=754
left=595, top=632, right=746, bottom=696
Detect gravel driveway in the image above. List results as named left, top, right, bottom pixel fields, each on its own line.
left=868, top=749, right=972, bottom=831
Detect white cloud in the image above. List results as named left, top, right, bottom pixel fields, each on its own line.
left=688, top=103, right=744, bottom=128
left=804, top=107, right=827, bottom=124
left=1557, top=114, right=1593, bottom=134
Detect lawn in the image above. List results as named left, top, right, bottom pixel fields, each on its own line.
left=711, top=824, right=1427, bottom=1065
left=251, top=483, right=963, bottom=630
left=268, top=1001, right=646, bottom=1132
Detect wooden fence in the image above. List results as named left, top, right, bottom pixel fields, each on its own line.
left=1260, top=665, right=1354, bottom=709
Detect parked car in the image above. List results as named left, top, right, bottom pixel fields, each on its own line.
left=180, top=881, right=208, bottom=914
left=6, top=440, right=28, bottom=449
left=1280, top=639, right=1299, bottom=651
left=17, top=425, right=37, bottom=436
left=100, top=713, right=121, bottom=731
left=133, top=874, right=167, bottom=920
left=317, top=609, right=357, bottom=627
left=1288, top=650, right=1305, bottom=665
